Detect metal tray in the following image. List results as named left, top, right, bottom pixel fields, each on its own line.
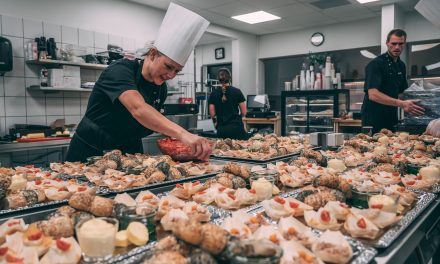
left=282, top=189, right=437, bottom=248
left=406, top=184, right=440, bottom=194
left=219, top=205, right=377, bottom=264
left=210, top=151, right=302, bottom=164
left=97, top=172, right=219, bottom=196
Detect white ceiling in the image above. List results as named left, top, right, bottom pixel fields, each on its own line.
left=128, top=0, right=419, bottom=41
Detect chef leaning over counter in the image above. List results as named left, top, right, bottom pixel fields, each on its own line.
left=66, top=3, right=212, bottom=162
left=361, top=29, right=425, bottom=134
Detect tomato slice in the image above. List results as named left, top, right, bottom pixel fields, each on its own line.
left=274, top=196, right=285, bottom=205
left=392, top=171, right=400, bottom=177
left=56, top=239, right=71, bottom=251
left=249, top=189, right=256, bottom=194
left=357, top=218, right=367, bottom=229
left=228, top=193, right=236, bottom=200
left=320, top=210, right=331, bottom=222
left=77, top=186, right=87, bottom=192
left=371, top=204, right=383, bottom=209
left=289, top=201, right=299, bottom=208
left=5, top=254, right=24, bottom=263
left=406, top=180, right=416, bottom=185
left=35, top=180, right=42, bottom=185
left=28, top=231, right=43, bottom=241
left=0, top=247, right=8, bottom=256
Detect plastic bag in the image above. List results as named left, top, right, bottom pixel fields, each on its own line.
left=425, top=119, right=440, bottom=137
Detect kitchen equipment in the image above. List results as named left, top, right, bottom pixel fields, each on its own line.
left=0, top=36, right=13, bottom=75
left=327, top=133, right=344, bottom=147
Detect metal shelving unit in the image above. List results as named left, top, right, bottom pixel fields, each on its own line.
left=281, top=89, right=350, bottom=135
left=26, top=59, right=108, bottom=70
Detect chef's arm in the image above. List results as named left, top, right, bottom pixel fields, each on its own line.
left=119, top=90, right=212, bottom=159
left=368, top=88, right=424, bottom=115
left=209, top=104, right=217, bottom=127
left=239, top=102, right=247, bottom=117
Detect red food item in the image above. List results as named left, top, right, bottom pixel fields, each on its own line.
left=35, top=180, right=42, bottom=185
left=392, top=172, right=400, bottom=177
left=415, top=175, right=422, bottom=180
left=55, top=178, right=62, bottom=182
left=56, top=239, right=71, bottom=251
left=320, top=210, right=331, bottom=222
left=193, top=181, right=200, bottom=186
left=157, top=138, right=196, bottom=161
left=7, top=220, right=20, bottom=227
left=249, top=189, right=256, bottom=194
left=289, top=202, right=299, bottom=208
left=307, top=163, right=313, bottom=168
left=274, top=196, right=285, bottom=205
left=357, top=218, right=367, bottom=229
left=371, top=204, right=383, bottom=209
left=28, top=231, right=43, bottom=241
left=45, top=172, right=52, bottom=177
left=406, top=180, right=416, bottom=186
left=58, top=187, right=66, bottom=192
left=77, top=186, right=87, bottom=192
left=5, top=254, right=23, bottom=263
left=25, top=165, right=33, bottom=168
left=0, top=247, right=8, bottom=256
left=196, top=191, right=206, bottom=195
left=218, top=187, right=226, bottom=192
left=176, top=184, right=183, bottom=188
left=228, top=193, right=236, bottom=200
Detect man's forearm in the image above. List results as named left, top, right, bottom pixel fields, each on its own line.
left=368, top=89, right=403, bottom=107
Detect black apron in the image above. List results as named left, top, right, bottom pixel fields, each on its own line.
left=66, top=60, right=158, bottom=162
left=217, top=120, right=249, bottom=140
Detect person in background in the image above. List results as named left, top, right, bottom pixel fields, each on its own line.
left=66, top=3, right=211, bottom=162
left=208, top=68, right=249, bottom=140
left=361, top=29, right=425, bottom=133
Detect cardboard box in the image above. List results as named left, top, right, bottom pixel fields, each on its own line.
left=48, top=69, right=64, bottom=87
left=63, top=77, right=81, bottom=88
left=62, top=65, right=80, bottom=77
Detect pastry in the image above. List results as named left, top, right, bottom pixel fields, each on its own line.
left=182, top=202, right=211, bottom=222
left=200, top=223, right=229, bottom=255
left=135, top=191, right=160, bottom=208
left=68, top=192, right=94, bottom=212
left=114, top=193, right=136, bottom=207
left=262, top=197, right=290, bottom=220
left=23, top=224, right=53, bottom=257
left=160, top=209, right=189, bottom=231
left=44, top=187, right=72, bottom=201
left=172, top=220, right=203, bottom=245
left=278, top=216, right=317, bottom=247
left=221, top=215, right=252, bottom=239
left=0, top=218, right=27, bottom=243
left=350, top=208, right=401, bottom=229
left=234, top=188, right=258, bottom=206
left=311, top=230, right=352, bottom=264
left=39, top=237, right=81, bottom=264
left=344, top=213, right=380, bottom=239
left=283, top=197, right=313, bottom=217
left=89, top=196, right=114, bottom=217
left=253, top=225, right=284, bottom=245
left=6, top=191, right=29, bottom=209
left=39, top=216, right=74, bottom=239
left=304, top=208, right=341, bottom=231
left=280, top=240, right=323, bottom=264
left=223, top=162, right=251, bottom=179
left=55, top=206, right=77, bottom=218
left=214, top=191, right=240, bottom=210
left=368, top=194, right=398, bottom=213
left=323, top=201, right=350, bottom=221
left=143, top=250, right=187, bottom=264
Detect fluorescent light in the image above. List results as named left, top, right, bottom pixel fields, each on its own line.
left=232, top=11, right=280, bottom=24
left=357, top=0, right=380, bottom=3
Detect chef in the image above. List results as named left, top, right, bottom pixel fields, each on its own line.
left=361, top=29, right=424, bottom=133
left=67, top=3, right=211, bottom=162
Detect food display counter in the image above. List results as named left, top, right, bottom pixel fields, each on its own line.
left=0, top=131, right=438, bottom=264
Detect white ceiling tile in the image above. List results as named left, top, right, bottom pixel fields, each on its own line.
left=321, top=5, right=373, bottom=18
left=129, top=0, right=171, bottom=9
left=335, top=13, right=378, bottom=23
left=268, top=3, right=319, bottom=18
left=238, top=0, right=300, bottom=10
left=209, top=2, right=257, bottom=17
left=177, top=0, right=236, bottom=9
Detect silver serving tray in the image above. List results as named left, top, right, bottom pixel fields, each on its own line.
left=406, top=183, right=440, bottom=194
left=210, top=151, right=302, bottom=164
left=281, top=189, right=437, bottom=248
left=220, top=205, right=377, bottom=264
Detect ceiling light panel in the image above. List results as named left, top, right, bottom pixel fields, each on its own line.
left=232, top=11, right=281, bottom=24
left=356, top=0, right=380, bottom=3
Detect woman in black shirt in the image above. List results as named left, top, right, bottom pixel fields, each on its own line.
left=208, top=68, right=249, bottom=140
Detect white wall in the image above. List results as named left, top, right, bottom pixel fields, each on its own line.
left=0, top=0, right=163, bottom=45
left=258, top=17, right=381, bottom=59
left=405, top=11, right=440, bottom=43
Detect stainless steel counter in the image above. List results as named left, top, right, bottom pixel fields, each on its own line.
left=0, top=139, right=71, bottom=154
left=373, top=195, right=440, bottom=264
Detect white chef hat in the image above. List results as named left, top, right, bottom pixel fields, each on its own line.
left=155, top=3, right=210, bottom=66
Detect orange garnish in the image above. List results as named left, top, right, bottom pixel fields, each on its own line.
left=230, top=228, right=240, bottom=235
left=274, top=196, right=285, bottom=204
left=287, top=227, right=297, bottom=235
left=289, top=201, right=299, bottom=209
left=371, top=204, right=383, bottom=209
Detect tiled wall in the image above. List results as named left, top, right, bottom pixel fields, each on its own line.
left=0, top=13, right=139, bottom=137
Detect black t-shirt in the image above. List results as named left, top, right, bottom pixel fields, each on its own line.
left=361, top=53, right=408, bottom=132
left=208, top=86, right=245, bottom=126
left=81, top=58, right=167, bottom=143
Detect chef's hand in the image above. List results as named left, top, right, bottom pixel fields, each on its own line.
left=401, top=100, right=425, bottom=116
left=180, top=133, right=212, bottom=161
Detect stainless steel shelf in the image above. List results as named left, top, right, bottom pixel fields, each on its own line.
left=27, top=86, right=93, bottom=92
left=26, top=59, right=108, bottom=70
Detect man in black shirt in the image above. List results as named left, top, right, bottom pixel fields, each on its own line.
left=209, top=68, right=249, bottom=140
left=362, top=29, right=424, bottom=133
left=66, top=3, right=211, bottom=161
